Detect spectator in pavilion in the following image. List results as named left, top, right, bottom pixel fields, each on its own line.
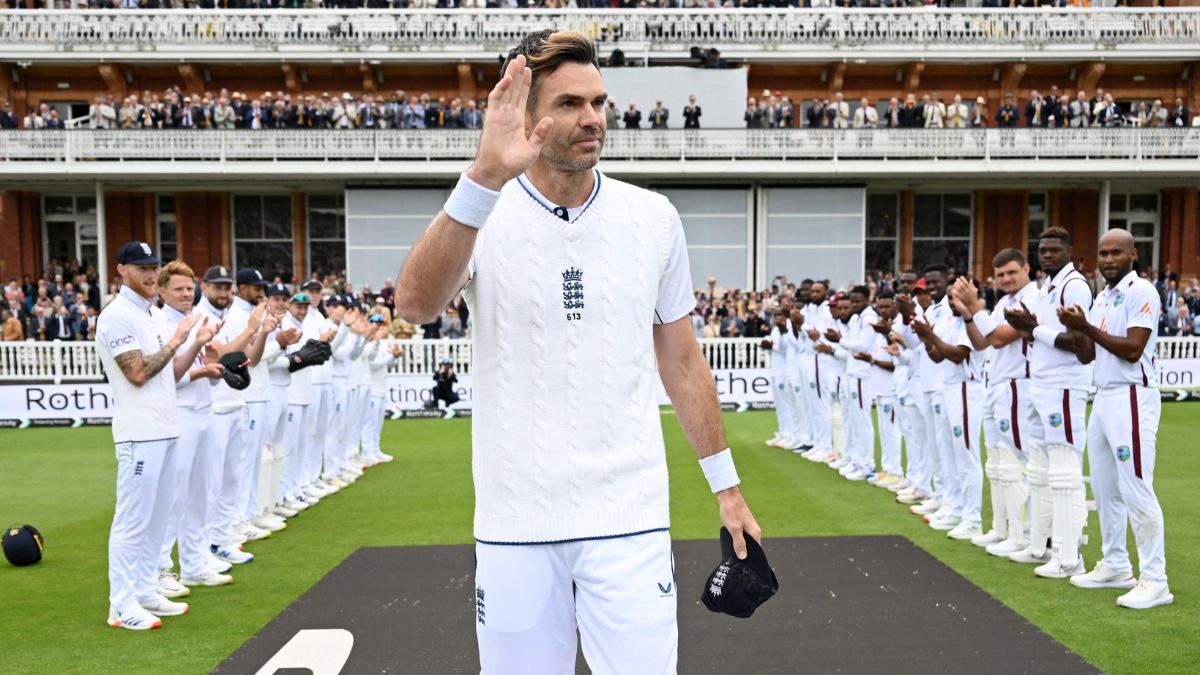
left=946, top=94, right=970, bottom=128
left=623, top=100, right=642, bottom=129
left=1170, top=98, right=1190, bottom=127
left=649, top=100, right=669, bottom=129
left=683, top=94, right=701, bottom=129
left=995, top=93, right=1020, bottom=127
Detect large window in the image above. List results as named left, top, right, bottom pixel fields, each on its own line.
left=655, top=187, right=749, bottom=291
left=156, top=195, right=177, bottom=263
left=41, top=195, right=98, bottom=270
left=1108, top=193, right=1159, bottom=273
left=865, top=193, right=899, bottom=277
left=308, top=194, right=346, bottom=280
left=233, top=195, right=293, bottom=282
left=1026, top=192, right=1048, bottom=275
left=912, top=193, right=972, bottom=275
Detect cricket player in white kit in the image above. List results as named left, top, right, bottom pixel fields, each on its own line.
left=1058, top=229, right=1172, bottom=609
left=1004, top=227, right=1093, bottom=578
left=395, top=31, right=760, bottom=674
left=763, top=308, right=798, bottom=449
left=829, top=286, right=880, bottom=480
left=97, top=241, right=198, bottom=630
left=800, top=281, right=836, bottom=463
left=951, top=250, right=1039, bottom=557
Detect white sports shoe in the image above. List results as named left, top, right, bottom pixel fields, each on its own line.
left=1035, top=555, right=1086, bottom=579
left=1009, top=546, right=1053, bottom=565
left=896, top=491, right=926, bottom=505
left=238, top=522, right=272, bottom=541
left=308, top=481, right=333, bottom=496
left=805, top=449, right=832, bottom=463
left=156, top=570, right=191, bottom=599
left=212, top=546, right=255, bottom=564
left=773, top=435, right=793, bottom=449
left=231, top=531, right=249, bottom=545
left=299, top=490, right=322, bottom=505
left=888, top=479, right=913, bottom=493
left=318, top=481, right=341, bottom=495
left=911, top=499, right=942, bottom=515
left=107, top=605, right=161, bottom=631
left=343, top=462, right=365, bottom=477
left=443, top=408, right=457, bottom=420
left=947, top=521, right=982, bottom=541
left=338, top=470, right=359, bottom=484
left=207, top=554, right=234, bottom=574
left=181, top=569, right=234, bottom=587
left=970, top=530, right=1005, bottom=548
left=765, top=434, right=781, bottom=447
left=986, top=538, right=1026, bottom=558
left=929, top=514, right=961, bottom=531
left=252, top=515, right=287, bottom=532
left=844, top=468, right=869, bottom=481
left=1071, top=562, right=1137, bottom=590
left=1116, top=579, right=1174, bottom=609
left=140, top=593, right=190, bottom=617
left=327, top=477, right=350, bottom=489
left=283, top=498, right=310, bottom=512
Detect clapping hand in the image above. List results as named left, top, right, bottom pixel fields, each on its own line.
left=1004, top=301, right=1038, bottom=333
left=1057, top=304, right=1089, bottom=331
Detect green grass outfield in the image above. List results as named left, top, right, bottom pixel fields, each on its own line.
left=1, top=405, right=1197, bottom=675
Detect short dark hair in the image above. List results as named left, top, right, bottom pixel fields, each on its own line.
left=1040, top=226, right=1072, bottom=246
left=800, top=278, right=814, bottom=285
left=992, top=248, right=1027, bottom=269
left=924, top=263, right=949, bottom=276
left=876, top=289, right=895, bottom=300
left=850, top=285, right=870, bottom=297
left=811, top=280, right=828, bottom=290
left=901, top=269, right=917, bottom=277
left=502, top=31, right=600, bottom=111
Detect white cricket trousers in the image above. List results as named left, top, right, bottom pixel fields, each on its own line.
left=109, top=437, right=178, bottom=615
left=282, top=404, right=310, bottom=502
left=207, top=407, right=248, bottom=547
left=898, top=392, right=929, bottom=492
left=770, top=373, right=793, bottom=439
left=240, top=400, right=270, bottom=523
left=810, top=356, right=834, bottom=452
left=264, top=385, right=290, bottom=510
left=875, top=395, right=902, bottom=477
left=796, top=357, right=820, bottom=446
left=1089, top=385, right=1168, bottom=583
left=324, top=379, right=351, bottom=479
left=346, top=385, right=370, bottom=463
left=159, top=406, right=213, bottom=579
left=306, top=383, right=334, bottom=485
left=361, top=394, right=386, bottom=457
left=843, top=375, right=873, bottom=472
left=475, top=530, right=677, bottom=675
left=942, top=380, right=984, bottom=524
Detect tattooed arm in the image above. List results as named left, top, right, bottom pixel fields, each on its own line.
left=115, top=313, right=201, bottom=387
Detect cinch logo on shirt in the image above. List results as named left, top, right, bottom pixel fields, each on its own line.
left=109, top=335, right=135, bottom=349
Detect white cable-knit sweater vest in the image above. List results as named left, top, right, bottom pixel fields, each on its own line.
left=465, top=173, right=675, bottom=543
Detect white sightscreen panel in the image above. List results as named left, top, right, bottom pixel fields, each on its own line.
left=600, top=67, right=748, bottom=129
left=765, top=187, right=865, bottom=288
left=656, top=187, right=749, bottom=290
left=345, top=188, right=448, bottom=290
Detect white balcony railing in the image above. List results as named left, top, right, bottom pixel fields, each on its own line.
left=0, top=337, right=766, bottom=384
left=2, top=337, right=1194, bottom=386
left=1, top=8, right=1198, bottom=62
left=3, top=128, right=1199, bottom=165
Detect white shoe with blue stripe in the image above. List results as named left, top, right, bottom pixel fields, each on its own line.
left=211, top=545, right=254, bottom=564
left=107, top=605, right=162, bottom=631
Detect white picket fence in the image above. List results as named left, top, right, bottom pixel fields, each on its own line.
left=2, top=336, right=1195, bottom=385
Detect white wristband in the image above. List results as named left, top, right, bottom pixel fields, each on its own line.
left=699, top=448, right=740, bottom=493
left=443, top=172, right=501, bottom=229
left=1033, top=325, right=1060, bottom=346
left=972, top=309, right=998, bottom=337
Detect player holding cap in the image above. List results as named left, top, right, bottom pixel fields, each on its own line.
left=97, top=242, right=198, bottom=630
left=262, top=283, right=304, bottom=517
left=396, top=31, right=759, bottom=674
left=1058, top=228, right=1172, bottom=609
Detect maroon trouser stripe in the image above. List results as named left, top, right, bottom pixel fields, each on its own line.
left=1009, top=379, right=1022, bottom=451
left=1062, top=389, right=1073, bottom=444
left=1130, top=385, right=1143, bottom=479
left=961, top=381, right=970, bottom=450
left=815, top=356, right=821, bottom=398
left=858, top=379, right=864, bottom=410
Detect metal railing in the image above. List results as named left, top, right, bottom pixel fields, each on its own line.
left=2, top=336, right=1193, bottom=385
left=3, top=128, right=1199, bottom=164
left=1, top=8, right=1198, bottom=60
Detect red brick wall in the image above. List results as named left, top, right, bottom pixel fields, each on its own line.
left=176, top=192, right=231, bottom=272
left=0, top=192, right=42, bottom=281
left=1048, top=189, right=1101, bottom=273
left=1161, top=187, right=1200, bottom=282
left=102, top=193, right=154, bottom=274
left=974, top=190, right=1029, bottom=279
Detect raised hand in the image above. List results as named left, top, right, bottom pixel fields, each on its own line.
left=1057, top=304, right=1089, bottom=331
left=172, top=313, right=201, bottom=346
left=276, top=327, right=301, bottom=348
left=465, top=54, right=554, bottom=191
left=195, top=317, right=224, bottom=347
left=248, top=303, right=266, bottom=332
left=197, top=362, right=224, bottom=380
left=911, top=317, right=934, bottom=339
left=1005, top=301, right=1038, bottom=333
left=789, top=308, right=804, bottom=327
left=805, top=327, right=820, bottom=341
left=319, top=328, right=336, bottom=342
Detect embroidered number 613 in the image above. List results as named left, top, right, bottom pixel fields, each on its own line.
left=566, top=312, right=581, bottom=321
